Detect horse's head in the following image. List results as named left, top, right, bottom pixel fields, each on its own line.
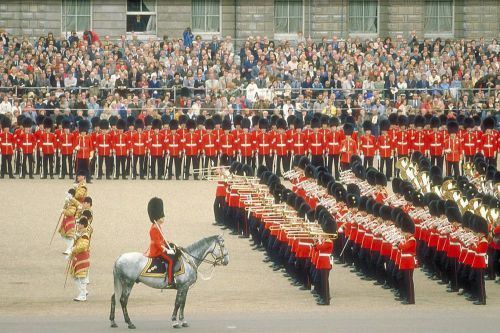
left=214, top=235, right=229, bottom=266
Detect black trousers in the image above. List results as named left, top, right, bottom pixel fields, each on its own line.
left=257, top=154, right=273, bottom=169
left=21, top=153, right=34, bottom=177
left=15, top=150, right=22, bottom=174
left=446, top=161, right=460, bottom=178
left=55, top=151, right=60, bottom=175
left=363, top=156, right=374, bottom=168
left=380, top=157, right=393, bottom=180
left=126, top=155, right=132, bottom=176
left=115, top=155, right=127, bottom=179
left=275, top=155, right=290, bottom=176
left=327, top=155, right=340, bottom=179
left=167, top=156, right=182, bottom=179
left=98, top=155, right=112, bottom=178
left=132, top=155, right=145, bottom=178
left=487, top=156, right=497, bottom=166
left=184, top=155, right=200, bottom=179
left=150, top=155, right=165, bottom=179
left=90, top=155, right=97, bottom=177
left=220, top=154, right=233, bottom=167
left=431, top=155, right=444, bottom=170
left=43, top=154, right=54, bottom=177
left=35, top=150, right=42, bottom=175
left=75, top=158, right=90, bottom=182
left=340, top=162, right=350, bottom=171
left=241, top=156, right=254, bottom=168
left=61, top=154, right=74, bottom=178
left=310, top=154, right=324, bottom=167
left=202, top=155, right=218, bottom=169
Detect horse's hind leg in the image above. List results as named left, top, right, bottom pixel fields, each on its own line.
left=179, top=288, right=189, bottom=327
left=110, top=294, right=118, bottom=328
left=171, top=288, right=184, bottom=328
left=120, top=281, right=136, bottom=329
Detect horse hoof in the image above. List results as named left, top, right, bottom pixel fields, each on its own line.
left=128, top=323, right=136, bottom=329
left=172, top=322, right=181, bottom=329
left=110, top=322, right=118, bottom=328
left=182, top=322, right=189, bottom=327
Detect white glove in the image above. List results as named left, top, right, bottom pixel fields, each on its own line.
left=166, top=249, right=175, bottom=255
left=75, top=145, right=80, bottom=151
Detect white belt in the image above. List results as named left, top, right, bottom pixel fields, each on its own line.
left=241, top=144, right=251, bottom=147
left=430, top=143, right=441, bottom=146
left=449, top=242, right=460, bottom=246
left=205, top=144, right=215, bottom=147
left=169, top=144, right=178, bottom=147
left=62, top=143, right=72, bottom=147
left=397, top=142, right=407, bottom=145
left=476, top=253, right=486, bottom=257
left=311, top=143, right=321, bottom=147
left=115, top=144, right=126, bottom=147
left=1, top=143, right=12, bottom=145
left=134, top=143, right=144, bottom=146
left=277, top=144, right=286, bottom=147
left=319, top=253, right=331, bottom=257
left=414, top=142, right=424, bottom=146
left=379, top=145, right=390, bottom=148
left=401, top=254, right=413, bottom=257
left=464, top=143, right=474, bottom=146
left=42, top=143, right=54, bottom=146
left=186, top=144, right=197, bottom=147
left=294, top=144, right=304, bottom=146
left=362, top=145, right=374, bottom=148
left=298, top=242, right=312, bottom=247
left=259, top=144, right=269, bottom=146
left=23, top=143, right=33, bottom=146
left=99, top=144, right=110, bottom=147
left=330, top=143, right=339, bottom=146
left=152, top=144, right=162, bottom=147
left=484, top=144, right=493, bottom=147
left=222, top=145, right=232, bottom=148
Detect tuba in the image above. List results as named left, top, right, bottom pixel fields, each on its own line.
left=416, top=171, right=431, bottom=193
left=467, top=198, right=482, bottom=214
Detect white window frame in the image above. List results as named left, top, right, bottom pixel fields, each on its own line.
left=424, top=0, right=455, bottom=38
left=126, top=0, right=158, bottom=38
left=191, top=0, right=222, bottom=38
left=347, top=0, right=379, bottom=38
left=61, top=0, right=93, bottom=37
left=274, top=0, right=305, bottom=41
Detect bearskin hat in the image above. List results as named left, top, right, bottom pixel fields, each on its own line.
left=147, top=197, right=165, bottom=223
left=259, top=118, right=269, bottom=130
left=329, top=116, right=340, bottom=127
left=91, top=117, right=100, bottom=128
left=99, top=119, right=110, bottom=130
left=116, top=118, right=126, bottom=131
left=22, top=117, right=32, bottom=128
left=205, top=118, right=215, bottom=130
left=362, top=120, right=372, bottom=132
left=186, top=119, right=196, bottom=130
left=222, top=118, right=232, bottom=131
left=464, top=117, right=474, bottom=129
left=144, top=115, right=153, bottom=127
left=277, top=118, right=287, bottom=130
left=311, top=117, right=321, bottom=129
left=241, top=117, right=251, bottom=129
left=43, top=117, right=53, bottom=129
left=430, top=116, right=441, bottom=129
left=482, top=116, right=495, bottom=130
left=388, top=113, right=398, bottom=126
left=152, top=118, right=162, bottom=130
left=135, top=118, right=144, bottom=130
left=447, top=120, right=459, bottom=134
left=196, top=115, right=206, bottom=126
left=345, top=193, right=360, bottom=208
left=379, top=119, right=390, bottom=132
left=343, top=123, right=354, bottom=136
left=78, top=119, right=90, bottom=133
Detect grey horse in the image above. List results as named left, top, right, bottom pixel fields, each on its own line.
left=110, top=235, right=229, bottom=329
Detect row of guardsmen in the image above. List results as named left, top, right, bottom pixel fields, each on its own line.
left=56, top=170, right=94, bottom=302
left=2, top=113, right=497, bottom=182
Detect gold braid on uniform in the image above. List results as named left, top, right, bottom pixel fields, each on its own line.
left=75, top=184, right=88, bottom=201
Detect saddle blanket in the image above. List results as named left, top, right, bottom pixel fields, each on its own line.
left=140, top=256, right=184, bottom=278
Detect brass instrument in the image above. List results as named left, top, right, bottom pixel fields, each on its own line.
left=467, top=198, right=482, bottom=214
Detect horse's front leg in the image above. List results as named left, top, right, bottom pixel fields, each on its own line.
left=171, top=288, right=183, bottom=328
left=178, top=288, right=189, bottom=327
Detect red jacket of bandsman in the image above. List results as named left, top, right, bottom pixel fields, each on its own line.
left=461, top=130, right=478, bottom=157
left=165, top=131, right=183, bottom=157
left=377, top=133, right=393, bottom=158
left=411, top=130, right=427, bottom=153
left=74, top=133, right=94, bottom=159
left=183, top=131, right=200, bottom=156
left=18, top=131, right=36, bottom=154
left=308, top=130, right=325, bottom=156
left=112, top=131, right=130, bottom=156
left=394, top=129, right=410, bottom=156
left=131, top=131, right=148, bottom=155
left=255, top=131, right=272, bottom=156
left=148, top=132, right=165, bottom=157
left=219, top=132, right=235, bottom=156
left=340, top=132, right=358, bottom=164
left=39, top=131, right=57, bottom=155
left=58, top=131, right=75, bottom=155
left=95, top=132, right=113, bottom=156
left=444, top=133, right=462, bottom=162
left=273, top=131, right=289, bottom=156
left=291, top=131, right=308, bottom=156
left=200, top=131, right=219, bottom=157
left=360, top=134, right=377, bottom=157
left=326, top=130, right=343, bottom=155
left=237, top=131, right=254, bottom=157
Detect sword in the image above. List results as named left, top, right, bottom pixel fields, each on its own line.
left=50, top=211, right=65, bottom=245
left=181, top=151, right=186, bottom=179
left=19, top=151, right=24, bottom=178
left=163, top=153, right=170, bottom=180
left=272, top=152, right=277, bottom=173
left=339, top=237, right=350, bottom=258
left=147, top=153, right=151, bottom=179
left=94, top=154, right=99, bottom=178
left=113, top=153, right=117, bottom=179
left=64, top=257, right=71, bottom=289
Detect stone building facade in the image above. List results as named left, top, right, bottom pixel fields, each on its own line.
left=0, top=0, right=498, bottom=43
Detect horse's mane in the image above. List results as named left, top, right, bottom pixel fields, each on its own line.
left=184, top=235, right=219, bottom=254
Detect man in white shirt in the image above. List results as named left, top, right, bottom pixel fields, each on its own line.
left=0, top=95, right=12, bottom=115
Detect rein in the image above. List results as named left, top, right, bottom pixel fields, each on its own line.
left=180, top=240, right=226, bottom=281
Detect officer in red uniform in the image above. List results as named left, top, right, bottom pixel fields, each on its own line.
left=165, top=119, right=183, bottom=180
left=183, top=119, right=200, bottom=180
left=461, top=117, right=478, bottom=166
left=34, top=115, right=45, bottom=175
left=200, top=118, right=219, bottom=170
left=95, top=119, right=113, bottom=180
left=39, top=117, right=57, bottom=179
left=360, top=121, right=377, bottom=168
left=89, top=117, right=100, bottom=179
left=125, top=116, right=136, bottom=176
left=13, top=116, right=24, bottom=175
left=195, top=115, right=206, bottom=139
left=340, top=123, right=358, bottom=171
left=394, top=115, right=410, bottom=177
left=148, top=119, right=165, bottom=180
left=146, top=197, right=175, bottom=286
left=377, top=119, right=393, bottom=181
left=291, top=118, right=308, bottom=161
left=57, top=119, right=73, bottom=179
left=255, top=118, right=272, bottom=168
left=481, top=116, right=497, bottom=166
left=273, top=118, right=289, bottom=176
left=232, top=115, right=244, bottom=152
left=470, top=216, right=489, bottom=305
left=444, top=120, right=461, bottom=178
left=427, top=116, right=444, bottom=169
left=308, top=117, right=325, bottom=167
left=219, top=119, right=235, bottom=166
left=131, top=119, right=148, bottom=180
left=73, top=120, right=93, bottom=183
left=112, top=119, right=130, bottom=179
left=237, top=118, right=255, bottom=167
left=326, top=117, right=342, bottom=179
left=411, top=115, right=427, bottom=155
left=18, top=118, right=36, bottom=179
left=397, top=214, right=416, bottom=305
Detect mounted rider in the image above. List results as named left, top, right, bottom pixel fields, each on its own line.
left=145, top=197, right=176, bottom=286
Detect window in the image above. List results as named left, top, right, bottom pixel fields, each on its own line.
left=348, top=0, right=378, bottom=34
left=62, top=0, right=91, bottom=34
left=424, top=0, right=453, bottom=34
left=192, top=0, right=220, bottom=33
left=274, top=0, right=303, bottom=35
left=126, top=0, right=157, bottom=34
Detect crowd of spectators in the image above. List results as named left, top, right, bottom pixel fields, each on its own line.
left=0, top=28, right=499, bottom=132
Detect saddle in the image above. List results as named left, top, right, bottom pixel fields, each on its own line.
left=141, top=252, right=185, bottom=279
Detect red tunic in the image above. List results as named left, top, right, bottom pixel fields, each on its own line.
left=59, top=132, right=75, bottom=155
left=308, top=132, right=325, bottom=156
left=146, top=224, right=173, bottom=283
left=377, top=134, right=393, bottom=158
left=148, top=132, right=165, bottom=157
left=360, top=134, right=377, bottom=157
left=219, top=133, right=235, bottom=156
left=427, top=130, right=444, bottom=156
left=340, top=137, right=358, bottom=164
left=315, top=240, right=333, bottom=270
left=326, top=130, right=342, bottom=155
left=291, top=132, right=308, bottom=155
left=461, top=131, right=478, bottom=157
left=273, top=132, right=289, bottom=156
left=394, top=130, right=410, bottom=156
left=165, top=132, right=183, bottom=157
left=398, top=236, right=416, bottom=270
left=481, top=133, right=497, bottom=158
left=18, top=132, right=36, bottom=154
left=237, top=132, right=255, bottom=157
left=112, top=132, right=130, bottom=156
left=131, top=131, right=148, bottom=155
left=255, top=132, right=272, bottom=155
left=96, top=132, right=113, bottom=156
left=183, top=132, right=200, bottom=156
left=39, top=132, right=57, bottom=155
left=444, top=135, right=461, bottom=162
left=73, top=134, right=94, bottom=159
left=200, top=132, right=219, bottom=157
left=412, top=130, right=427, bottom=153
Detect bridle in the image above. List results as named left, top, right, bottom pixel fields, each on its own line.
left=182, top=237, right=227, bottom=268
